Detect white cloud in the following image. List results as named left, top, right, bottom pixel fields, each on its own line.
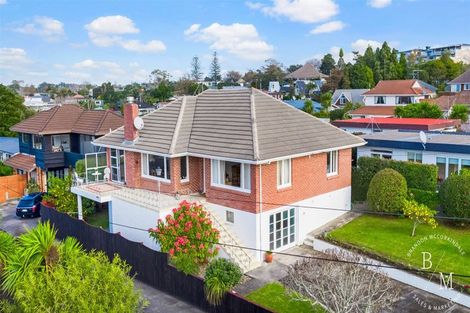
left=15, top=16, right=65, bottom=41
left=69, top=42, right=88, bottom=49
left=184, top=24, right=200, bottom=36
left=0, top=48, right=31, bottom=69
left=310, top=20, right=345, bottom=34
left=185, top=23, right=274, bottom=61
left=85, top=15, right=166, bottom=53
left=350, top=39, right=382, bottom=53
left=367, top=0, right=392, bottom=8
left=85, top=15, right=139, bottom=35
left=0, top=0, right=7, bottom=5
left=64, top=71, right=92, bottom=80
left=247, top=0, right=339, bottom=24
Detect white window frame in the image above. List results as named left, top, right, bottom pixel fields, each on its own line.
left=339, top=96, right=346, bottom=105
left=326, top=150, right=338, bottom=176
left=32, top=135, right=42, bottom=150
left=110, top=149, right=125, bottom=183
left=141, top=153, right=171, bottom=182
left=211, top=159, right=251, bottom=193
left=374, top=96, right=385, bottom=104
left=180, top=156, right=189, bottom=183
left=277, top=158, right=292, bottom=189
left=407, top=151, right=423, bottom=163
left=371, top=149, right=392, bottom=160
left=269, top=208, right=296, bottom=251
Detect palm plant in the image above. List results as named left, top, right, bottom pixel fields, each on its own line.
left=0, top=231, right=16, bottom=271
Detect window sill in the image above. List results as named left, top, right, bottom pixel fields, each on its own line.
left=210, top=183, right=251, bottom=194
left=277, top=185, right=292, bottom=192
left=141, top=174, right=171, bottom=184
left=180, top=179, right=190, bottom=184
left=327, top=173, right=339, bottom=180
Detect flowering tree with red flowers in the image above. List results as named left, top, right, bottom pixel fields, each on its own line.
left=149, top=201, right=220, bottom=275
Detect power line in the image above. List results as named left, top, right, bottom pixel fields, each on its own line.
left=109, top=221, right=470, bottom=279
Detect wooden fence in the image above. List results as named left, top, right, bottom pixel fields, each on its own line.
left=40, top=205, right=272, bottom=313
left=0, top=174, right=27, bottom=203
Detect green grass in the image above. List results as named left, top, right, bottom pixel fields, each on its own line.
left=327, top=215, right=470, bottom=286
left=246, top=282, right=325, bottom=313
left=85, top=209, right=109, bottom=230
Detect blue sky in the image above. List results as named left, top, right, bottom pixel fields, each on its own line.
left=0, top=0, right=469, bottom=85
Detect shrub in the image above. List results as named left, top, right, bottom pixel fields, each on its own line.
left=403, top=200, right=437, bottom=237
left=75, top=159, right=85, bottom=178
left=0, top=161, right=14, bottom=176
left=367, top=168, right=407, bottom=213
left=352, top=157, right=438, bottom=201
left=149, top=201, right=220, bottom=275
left=439, top=173, right=470, bottom=218
left=408, top=188, right=440, bottom=210
left=0, top=231, right=15, bottom=271
left=25, top=179, right=40, bottom=194
left=204, top=258, right=242, bottom=305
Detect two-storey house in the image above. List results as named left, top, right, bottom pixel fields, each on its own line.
left=71, top=88, right=364, bottom=271
left=8, top=104, right=123, bottom=190
left=354, top=80, right=437, bottom=118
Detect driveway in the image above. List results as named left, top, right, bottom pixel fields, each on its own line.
left=0, top=200, right=205, bottom=313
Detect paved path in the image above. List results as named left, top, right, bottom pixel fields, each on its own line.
left=0, top=200, right=205, bottom=313
left=236, top=246, right=470, bottom=313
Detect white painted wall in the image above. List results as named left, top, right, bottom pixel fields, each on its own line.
left=363, top=95, right=426, bottom=106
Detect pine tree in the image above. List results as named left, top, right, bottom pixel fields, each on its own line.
left=209, top=51, right=221, bottom=83
left=337, top=48, right=346, bottom=69
left=190, top=56, right=202, bottom=81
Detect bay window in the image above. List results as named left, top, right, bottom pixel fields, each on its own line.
left=327, top=150, right=338, bottom=176
left=211, top=159, right=251, bottom=192
left=142, top=153, right=171, bottom=181
left=277, top=159, right=291, bottom=188
left=180, top=156, right=189, bottom=182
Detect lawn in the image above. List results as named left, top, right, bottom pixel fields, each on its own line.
left=246, top=282, right=325, bottom=313
left=326, top=215, right=470, bottom=286
left=85, top=209, right=109, bottom=230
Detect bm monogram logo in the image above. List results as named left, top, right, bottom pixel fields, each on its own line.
left=421, top=252, right=453, bottom=290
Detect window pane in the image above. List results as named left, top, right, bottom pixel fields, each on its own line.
left=224, top=161, right=241, bottom=187
left=407, top=152, right=414, bottom=161
left=290, top=208, right=295, bottom=216
left=166, top=158, right=171, bottom=180
left=416, top=153, right=422, bottom=163
left=180, top=157, right=188, bottom=180
left=243, top=164, right=251, bottom=190
left=270, top=242, right=274, bottom=250
left=327, top=152, right=331, bottom=173
left=148, top=155, right=166, bottom=178
left=142, top=154, right=148, bottom=175
left=211, top=160, right=218, bottom=184
left=283, top=210, right=288, bottom=219
left=97, top=152, right=107, bottom=167
left=277, top=161, right=282, bottom=185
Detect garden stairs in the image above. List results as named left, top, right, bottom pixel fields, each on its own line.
left=205, top=207, right=260, bottom=273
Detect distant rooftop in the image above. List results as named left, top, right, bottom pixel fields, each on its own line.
left=0, top=137, right=19, bottom=154
left=363, top=80, right=436, bottom=95
left=285, top=63, right=327, bottom=80
left=332, top=117, right=461, bottom=131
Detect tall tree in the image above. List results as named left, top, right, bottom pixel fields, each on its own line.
left=350, top=62, right=374, bottom=88
left=190, top=56, right=203, bottom=81
left=0, top=84, right=34, bottom=137
left=224, top=71, right=242, bottom=84
left=287, top=64, right=302, bottom=73
left=257, top=59, right=285, bottom=89
left=209, top=51, right=221, bottom=82
left=320, top=53, right=336, bottom=75
left=337, top=48, right=346, bottom=69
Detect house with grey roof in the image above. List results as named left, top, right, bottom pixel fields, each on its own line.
left=448, top=68, right=470, bottom=93
left=71, top=88, right=364, bottom=271
left=331, top=89, right=369, bottom=108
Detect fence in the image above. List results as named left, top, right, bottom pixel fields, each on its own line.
left=0, top=174, right=27, bottom=203
left=40, top=205, right=272, bottom=313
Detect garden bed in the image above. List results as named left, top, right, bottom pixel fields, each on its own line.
left=325, top=215, right=470, bottom=289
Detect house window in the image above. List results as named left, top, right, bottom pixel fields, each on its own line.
left=339, top=96, right=346, bottom=105
left=464, top=84, right=470, bottom=91
left=142, top=153, right=171, bottom=181
left=211, top=159, right=251, bottom=192
left=371, top=149, right=392, bottom=160
left=396, top=96, right=412, bottom=105
left=277, top=159, right=291, bottom=188
left=226, top=211, right=234, bottom=223
left=52, top=134, right=70, bottom=152
left=111, top=149, right=125, bottom=183
left=32, top=135, right=42, bottom=150
left=436, top=157, right=446, bottom=182
left=448, top=158, right=459, bottom=176
left=374, top=96, right=385, bottom=104
left=407, top=152, right=422, bottom=163
left=21, top=133, right=29, bottom=144
left=180, top=156, right=189, bottom=182
left=326, top=150, right=338, bottom=176
left=269, top=208, right=295, bottom=250
left=461, top=159, right=470, bottom=171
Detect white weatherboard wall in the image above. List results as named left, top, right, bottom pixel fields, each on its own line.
left=109, top=197, right=172, bottom=250
left=363, top=95, right=424, bottom=106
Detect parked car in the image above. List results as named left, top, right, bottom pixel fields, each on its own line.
left=16, top=192, right=44, bottom=218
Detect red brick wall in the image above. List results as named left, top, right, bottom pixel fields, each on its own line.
left=123, top=103, right=139, bottom=141
left=261, top=149, right=352, bottom=211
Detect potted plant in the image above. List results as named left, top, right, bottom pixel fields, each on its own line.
left=265, top=250, right=273, bottom=263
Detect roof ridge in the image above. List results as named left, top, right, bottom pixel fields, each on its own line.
left=38, top=105, right=60, bottom=134
left=169, top=96, right=186, bottom=154
left=95, top=110, right=108, bottom=134
left=250, top=89, right=259, bottom=160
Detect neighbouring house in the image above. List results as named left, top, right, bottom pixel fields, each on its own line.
left=358, top=130, right=470, bottom=182
left=285, top=63, right=327, bottom=96
left=23, top=93, right=55, bottom=111
left=0, top=137, right=19, bottom=161
left=332, top=117, right=461, bottom=134
left=400, top=44, right=470, bottom=63
left=448, top=68, right=470, bottom=93
left=362, top=79, right=436, bottom=106
left=268, top=81, right=280, bottom=93
left=62, top=94, right=85, bottom=105
left=9, top=104, right=123, bottom=190
left=71, top=88, right=364, bottom=271
left=331, top=89, right=369, bottom=108
left=426, top=90, right=470, bottom=117
left=348, top=106, right=396, bottom=119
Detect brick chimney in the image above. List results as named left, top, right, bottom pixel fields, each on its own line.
left=124, top=97, right=139, bottom=142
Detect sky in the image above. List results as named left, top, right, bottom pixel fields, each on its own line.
left=0, top=0, right=469, bottom=85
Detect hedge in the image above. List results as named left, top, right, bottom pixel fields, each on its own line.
left=367, top=168, right=408, bottom=213
left=352, top=157, right=438, bottom=201
left=439, top=173, right=470, bottom=218
left=408, top=188, right=440, bottom=210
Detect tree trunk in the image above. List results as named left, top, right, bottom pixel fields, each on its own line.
left=411, top=222, right=417, bottom=237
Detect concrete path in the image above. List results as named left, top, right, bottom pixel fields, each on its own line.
left=236, top=246, right=470, bottom=313
left=0, top=200, right=205, bottom=313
